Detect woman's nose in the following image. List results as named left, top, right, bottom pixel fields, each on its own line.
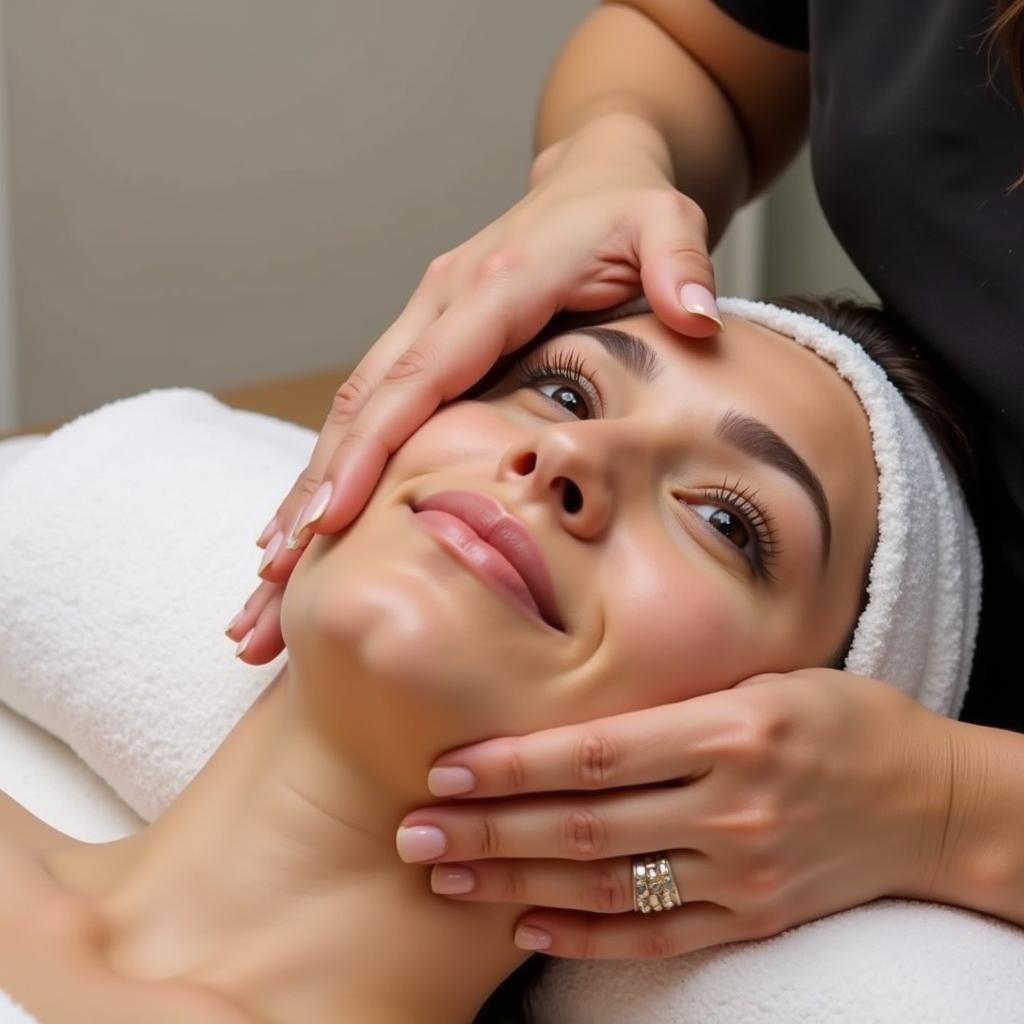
left=497, top=426, right=616, bottom=540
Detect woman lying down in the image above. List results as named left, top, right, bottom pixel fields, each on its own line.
left=0, top=295, right=978, bottom=1023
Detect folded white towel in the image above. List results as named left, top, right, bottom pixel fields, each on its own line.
left=532, top=898, right=1024, bottom=1024
left=0, top=368, right=1012, bottom=1023
left=0, top=389, right=311, bottom=820
left=0, top=700, right=141, bottom=842
left=0, top=991, right=35, bottom=1024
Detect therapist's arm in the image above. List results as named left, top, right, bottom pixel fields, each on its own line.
left=933, top=715, right=1024, bottom=925
left=532, top=0, right=809, bottom=239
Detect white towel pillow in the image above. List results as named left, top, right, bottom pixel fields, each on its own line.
left=0, top=390, right=312, bottom=820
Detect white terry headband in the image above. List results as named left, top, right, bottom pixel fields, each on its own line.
left=718, top=298, right=982, bottom=716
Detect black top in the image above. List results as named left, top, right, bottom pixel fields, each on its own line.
left=713, top=0, right=1024, bottom=730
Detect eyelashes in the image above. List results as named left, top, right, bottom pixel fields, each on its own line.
left=702, top=477, right=782, bottom=581
left=513, top=347, right=603, bottom=418
left=511, top=344, right=783, bottom=581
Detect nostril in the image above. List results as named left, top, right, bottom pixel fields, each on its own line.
left=511, top=451, right=537, bottom=476
left=559, top=478, right=583, bottom=514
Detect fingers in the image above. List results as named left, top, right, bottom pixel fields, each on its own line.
left=429, top=849, right=709, bottom=915
left=634, top=191, right=722, bottom=338
left=510, top=901, right=738, bottom=959
left=427, top=696, right=725, bottom=799
left=256, top=301, right=437, bottom=551
left=286, top=280, right=559, bottom=544
left=398, top=787, right=696, bottom=864
left=232, top=588, right=285, bottom=664
left=224, top=580, right=279, bottom=642
left=252, top=526, right=307, bottom=586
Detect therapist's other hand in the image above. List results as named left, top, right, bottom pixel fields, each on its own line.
left=232, top=117, right=721, bottom=663
left=398, top=669, right=962, bottom=959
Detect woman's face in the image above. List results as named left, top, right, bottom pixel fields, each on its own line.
left=283, top=313, right=877, bottom=738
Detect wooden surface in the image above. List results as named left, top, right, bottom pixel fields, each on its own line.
left=0, top=366, right=350, bottom=440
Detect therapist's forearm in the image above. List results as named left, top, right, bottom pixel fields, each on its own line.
left=530, top=2, right=749, bottom=246
left=931, top=716, right=1024, bottom=927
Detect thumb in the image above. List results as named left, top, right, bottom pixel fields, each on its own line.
left=636, top=195, right=722, bottom=338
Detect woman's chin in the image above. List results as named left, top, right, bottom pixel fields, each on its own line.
left=283, top=547, right=546, bottom=734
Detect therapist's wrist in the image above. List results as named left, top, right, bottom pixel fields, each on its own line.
left=529, top=107, right=674, bottom=189
left=873, top=699, right=956, bottom=905
left=920, top=716, right=1024, bottom=925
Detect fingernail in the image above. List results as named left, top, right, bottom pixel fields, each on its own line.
left=396, top=825, right=448, bottom=863
left=235, top=627, right=255, bottom=659
left=514, top=925, right=552, bottom=951
left=430, top=864, right=476, bottom=895
left=258, top=531, right=283, bottom=576
left=288, top=481, right=333, bottom=548
left=680, top=282, right=724, bottom=329
left=428, top=766, right=476, bottom=797
left=256, top=514, right=278, bottom=547
left=224, top=608, right=245, bottom=636
left=285, top=509, right=308, bottom=551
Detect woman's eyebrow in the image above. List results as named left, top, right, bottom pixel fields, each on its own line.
left=715, top=409, right=833, bottom=569
left=569, top=327, right=664, bottom=384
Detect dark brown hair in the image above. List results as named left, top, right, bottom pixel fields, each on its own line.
left=991, top=0, right=1024, bottom=105
left=989, top=0, right=1024, bottom=187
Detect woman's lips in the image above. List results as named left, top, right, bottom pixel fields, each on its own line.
left=410, top=490, right=565, bottom=632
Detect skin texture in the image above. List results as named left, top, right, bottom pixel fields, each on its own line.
left=5, top=312, right=880, bottom=1022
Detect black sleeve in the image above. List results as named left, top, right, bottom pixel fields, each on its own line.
left=710, top=0, right=809, bottom=51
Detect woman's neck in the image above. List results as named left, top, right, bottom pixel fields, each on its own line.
left=44, top=665, right=529, bottom=1023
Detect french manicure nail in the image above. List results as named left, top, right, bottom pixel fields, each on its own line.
left=514, top=925, right=552, bottom=951
left=224, top=608, right=245, bottom=636
left=285, top=509, right=307, bottom=551
left=428, top=766, right=476, bottom=797
left=258, top=531, right=283, bottom=576
left=680, top=282, right=724, bottom=329
left=289, top=481, right=333, bottom=547
left=430, top=864, right=476, bottom=895
left=235, top=627, right=255, bottom=658
left=256, top=514, right=279, bottom=547
left=396, top=825, right=448, bottom=863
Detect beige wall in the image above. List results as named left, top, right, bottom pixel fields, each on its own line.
left=1, top=2, right=869, bottom=429
left=4, top=0, right=599, bottom=426
left=762, top=147, right=874, bottom=301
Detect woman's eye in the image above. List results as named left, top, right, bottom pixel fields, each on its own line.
left=686, top=485, right=779, bottom=582
left=691, top=503, right=752, bottom=553
left=535, top=382, right=590, bottom=420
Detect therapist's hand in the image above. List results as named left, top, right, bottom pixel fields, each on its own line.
left=396, top=669, right=964, bottom=959
left=225, top=115, right=722, bottom=662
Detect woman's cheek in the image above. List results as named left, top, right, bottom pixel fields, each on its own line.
left=575, top=563, right=758, bottom=721
left=382, top=401, right=518, bottom=482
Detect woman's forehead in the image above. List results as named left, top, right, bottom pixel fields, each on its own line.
left=593, top=312, right=865, bottom=422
